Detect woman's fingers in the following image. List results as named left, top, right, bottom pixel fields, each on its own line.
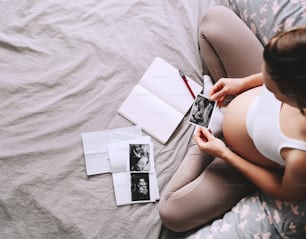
left=210, top=90, right=224, bottom=101
left=200, top=127, right=213, bottom=139
left=217, top=95, right=226, bottom=107
left=210, top=81, right=223, bottom=97
left=196, top=127, right=213, bottom=144
left=210, top=79, right=228, bottom=102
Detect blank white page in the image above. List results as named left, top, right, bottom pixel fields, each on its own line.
left=139, top=57, right=202, bottom=114
left=118, top=84, right=183, bottom=144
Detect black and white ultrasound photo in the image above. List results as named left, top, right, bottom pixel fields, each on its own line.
left=129, top=144, right=150, bottom=172
left=189, top=94, right=216, bottom=128
left=131, top=173, right=150, bottom=201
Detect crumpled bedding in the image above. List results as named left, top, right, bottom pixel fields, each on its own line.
left=0, top=0, right=227, bottom=238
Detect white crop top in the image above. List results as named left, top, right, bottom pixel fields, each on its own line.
left=246, top=85, right=306, bottom=166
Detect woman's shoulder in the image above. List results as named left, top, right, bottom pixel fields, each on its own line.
left=281, top=104, right=306, bottom=141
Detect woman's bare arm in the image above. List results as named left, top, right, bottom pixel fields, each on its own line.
left=223, top=147, right=306, bottom=201
left=195, top=127, right=306, bottom=201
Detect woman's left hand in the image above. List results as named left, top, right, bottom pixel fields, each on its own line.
left=195, top=127, right=229, bottom=158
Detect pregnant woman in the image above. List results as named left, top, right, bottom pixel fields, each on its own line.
left=159, top=6, right=306, bottom=238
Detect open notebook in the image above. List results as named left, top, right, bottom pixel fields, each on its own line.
left=118, top=57, right=202, bottom=144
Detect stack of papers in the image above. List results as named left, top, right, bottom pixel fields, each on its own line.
left=81, top=126, right=160, bottom=206
left=81, top=126, right=143, bottom=176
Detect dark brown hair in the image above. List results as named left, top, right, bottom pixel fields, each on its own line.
left=263, top=27, right=306, bottom=113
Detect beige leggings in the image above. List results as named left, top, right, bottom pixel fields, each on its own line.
left=159, top=6, right=263, bottom=232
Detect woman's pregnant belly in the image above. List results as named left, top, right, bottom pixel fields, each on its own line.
left=223, top=86, right=281, bottom=169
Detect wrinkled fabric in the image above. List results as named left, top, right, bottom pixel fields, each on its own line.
left=0, top=0, right=227, bottom=238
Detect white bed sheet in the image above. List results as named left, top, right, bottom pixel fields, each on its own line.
left=0, top=0, right=228, bottom=238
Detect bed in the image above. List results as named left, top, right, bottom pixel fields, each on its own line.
left=0, top=1, right=227, bottom=238
left=0, top=0, right=305, bottom=238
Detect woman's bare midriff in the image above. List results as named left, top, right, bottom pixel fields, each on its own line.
left=222, top=86, right=281, bottom=169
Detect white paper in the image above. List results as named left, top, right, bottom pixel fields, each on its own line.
left=81, top=126, right=142, bottom=176
left=118, top=85, right=183, bottom=144
left=139, top=57, right=202, bottom=113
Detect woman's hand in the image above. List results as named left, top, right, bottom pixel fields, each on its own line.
left=209, top=77, right=245, bottom=106
left=195, top=127, right=229, bottom=158
left=210, top=73, right=263, bottom=107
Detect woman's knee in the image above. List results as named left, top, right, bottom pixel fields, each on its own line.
left=199, top=6, right=234, bottom=41
left=159, top=200, right=195, bottom=232
left=198, top=6, right=235, bottom=81
left=199, top=6, right=239, bottom=35
left=158, top=190, right=214, bottom=232
left=199, top=6, right=263, bottom=79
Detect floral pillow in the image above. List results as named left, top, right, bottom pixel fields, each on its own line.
left=228, top=0, right=306, bottom=44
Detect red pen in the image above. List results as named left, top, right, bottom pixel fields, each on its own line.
left=179, top=69, right=196, bottom=99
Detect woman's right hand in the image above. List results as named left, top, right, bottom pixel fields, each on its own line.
left=209, top=77, right=245, bottom=107
left=209, top=73, right=263, bottom=107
